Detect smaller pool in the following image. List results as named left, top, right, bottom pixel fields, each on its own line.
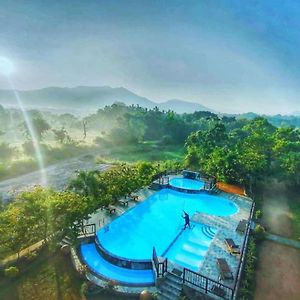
left=169, top=177, right=204, bottom=190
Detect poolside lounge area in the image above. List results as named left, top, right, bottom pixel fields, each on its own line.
left=190, top=192, right=253, bottom=288
left=73, top=174, right=254, bottom=299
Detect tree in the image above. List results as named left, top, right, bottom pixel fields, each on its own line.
left=21, top=116, right=51, bottom=141
left=49, top=191, right=90, bottom=240
left=0, top=204, right=30, bottom=259
left=135, top=161, right=155, bottom=186
left=16, top=187, right=51, bottom=243
left=0, top=142, right=15, bottom=162
left=83, top=121, right=87, bottom=139
left=279, top=152, right=300, bottom=186
left=52, top=127, right=71, bottom=144
left=69, top=170, right=101, bottom=198
left=185, top=122, right=228, bottom=171
left=0, top=187, right=53, bottom=259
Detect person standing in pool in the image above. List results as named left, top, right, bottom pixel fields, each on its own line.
left=182, top=211, right=191, bottom=230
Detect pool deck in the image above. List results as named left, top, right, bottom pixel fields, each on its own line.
left=191, top=192, right=253, bottom=288
left=78, top=177, right=253, bottom=294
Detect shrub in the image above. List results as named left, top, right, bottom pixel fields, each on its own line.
left=239, top=236, right=257, bottom=299
left=255, top=209, right=262, bottom=220
left=25, top=250, right=38, bottom=261
left=4, top=266, right=19, bottom=278
left=254, top=224, right=265, bottom=241
left=80, top=282, right=88, bottom=296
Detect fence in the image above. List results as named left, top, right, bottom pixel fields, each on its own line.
left=152, top=247, right=168, bottom=277
left=232, top=200, right=255, bottom=299
left=183, top=268, right=234, bottom=300
left=183, top=200, right=255, bottom=300
left=80, top=223, right=96, bottom=236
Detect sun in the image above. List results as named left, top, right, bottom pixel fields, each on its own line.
left=0, top=56, right=14, bottom=75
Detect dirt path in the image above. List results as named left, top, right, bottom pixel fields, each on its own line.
left=254, top=181, right=300, bottom=300
left=0, top=155, right=110, bottom=196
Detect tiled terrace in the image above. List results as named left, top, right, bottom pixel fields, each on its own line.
left=191, top=192, right=253, bottom=288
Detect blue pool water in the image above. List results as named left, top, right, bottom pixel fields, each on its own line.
left=169, top=177, right=204, bottom=190
left=97, top=188, right=237, bottom=260
left=81, top=243, right=155, bottom=285
left=165, top=223, right=217, bottom=272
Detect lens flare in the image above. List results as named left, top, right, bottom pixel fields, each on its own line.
left=0, top=56, right=14, bottom=75
left=0, top=56, right=47, bottom=185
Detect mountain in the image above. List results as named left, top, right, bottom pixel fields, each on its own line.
left=0, top=86, right=213, bottom=115
left=236, top=112, right=259, bottom=119
left=157, top=99, right=213, bottom=114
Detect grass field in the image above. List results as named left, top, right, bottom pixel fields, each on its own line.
left=0, top=140, right=184, bottom=182
left=104, top=143, right=184, bottom=162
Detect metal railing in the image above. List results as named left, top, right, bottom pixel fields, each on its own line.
left=183, top=200, right=256, bottom=300
left=183, top=268, right=234, bottom=300
left=152, top=247, right=168, bottom=278
left=80, top=223, right=96, bottom=236
left=232, top=200, right=255, bottom=299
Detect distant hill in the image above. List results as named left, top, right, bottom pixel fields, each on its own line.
left=237, top=112, right=259, bottom=119
left=291, top=111, right=300, bottom=116
left=235, top=112, right=300, bottom=128
left=157, top=99, right=213, bottom=113
left=0, top=86, right=213, bottom=115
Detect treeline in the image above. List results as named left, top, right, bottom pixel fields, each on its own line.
left=0, top=103, right=221, bottom=180
left=185, top=117, right=300, bottom=188
left=1, top=102, right=299, bottom=189
left=237, top=112, right=300, bottom=128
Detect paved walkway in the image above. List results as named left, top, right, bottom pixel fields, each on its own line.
left=265, top=233, right=300, bottom=249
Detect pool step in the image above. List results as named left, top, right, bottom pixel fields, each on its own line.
left=182, top=243, right=207, bottom=256
left=80, top=243, right=155, bottom=286
left=173, top=252, right=203, bottom=271
left=187, top=236, right=211, bottom=247
left=201, top=225, right=216, bottom=239
left=178, top=249, right=203, bottom=261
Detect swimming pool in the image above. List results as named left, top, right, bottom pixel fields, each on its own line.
left=169, top=177, right=204, bottom=190
left=97, top=188, right=237, bottom=261
left=80, top=243, right=155, bottom=285
left=165, top=223, right=217, bottom=271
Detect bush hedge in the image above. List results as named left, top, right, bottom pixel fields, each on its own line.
left=239, top=236, right=257, bottom=299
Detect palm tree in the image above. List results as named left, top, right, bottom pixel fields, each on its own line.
left=68, top=170, right=100, bottom=199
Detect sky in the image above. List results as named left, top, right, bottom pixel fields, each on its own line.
left=0, top=0, right=300, bottom=114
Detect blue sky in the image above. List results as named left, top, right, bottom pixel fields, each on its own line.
left=0, top=0, right=299, bottom=114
